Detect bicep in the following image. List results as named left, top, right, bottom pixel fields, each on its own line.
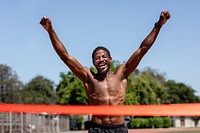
left=123, top=48, right=146, bottom=78
left=60, top=53, right=88, bottom=82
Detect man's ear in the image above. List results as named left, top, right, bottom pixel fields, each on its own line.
left=110, top=57, right=113, bottom=62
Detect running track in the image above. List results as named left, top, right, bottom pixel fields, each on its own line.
left=64, top=128, right=200, bottom=133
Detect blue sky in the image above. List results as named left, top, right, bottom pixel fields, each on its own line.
left=1, top=1, right=200, bottom=95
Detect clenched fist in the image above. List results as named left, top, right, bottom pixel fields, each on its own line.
left=158, top=11, right=170, bottom=26
left=40, top=16, right=53, bottom=31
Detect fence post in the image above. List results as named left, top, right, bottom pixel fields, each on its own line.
left=30, top=114, right=32, bottom=133
left=9, top=112, right=12, bottom=133
left=1, top=113, right=3, bottom=133
left=21, top=112, right=23, bottom=133
left=57, top=115, right=60, bottom=133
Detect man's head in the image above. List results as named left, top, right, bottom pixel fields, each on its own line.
left=92, top=46, right=112, bottom=74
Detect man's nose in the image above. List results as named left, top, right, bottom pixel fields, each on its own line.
left=99, top=56, right=104, bottom=61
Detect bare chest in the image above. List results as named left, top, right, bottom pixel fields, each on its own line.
left=85, top=75, right=127, bottom=105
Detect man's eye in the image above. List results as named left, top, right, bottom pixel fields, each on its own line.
left=94, top=57, right=99, bottom=60
left=102, top=55, right=107, bottom=58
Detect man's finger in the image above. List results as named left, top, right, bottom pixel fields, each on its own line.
left=40, top=18, right=46, bottom=25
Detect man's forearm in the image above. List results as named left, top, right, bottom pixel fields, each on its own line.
left=139, top=24, right=161, bottom=53
left=48, top=28, right=68, bottom=57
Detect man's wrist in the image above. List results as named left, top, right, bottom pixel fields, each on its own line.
left=47, top=27, right=54, bottom=33
left=154, top=22, right=162, bottom=28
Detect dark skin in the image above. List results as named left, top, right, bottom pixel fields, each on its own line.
left=40, top=11, right=170, bottom=125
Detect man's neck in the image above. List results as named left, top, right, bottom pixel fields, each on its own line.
left=97, top=71, right=111, bottom=80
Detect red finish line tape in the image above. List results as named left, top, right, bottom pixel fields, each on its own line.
left=0, top=103, right=200, bottom=116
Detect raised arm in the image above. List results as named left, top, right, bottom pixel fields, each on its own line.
left=40, top=16, right=88, bottom=82
left=123, top=11, right=170, bottom=78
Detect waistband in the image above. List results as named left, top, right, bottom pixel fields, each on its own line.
left=91, top=122, right=125, bottom=129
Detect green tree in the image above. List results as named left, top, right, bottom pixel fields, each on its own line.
left=21, top=75, right=58, bottom=104
left=125, top=73, right=139, bottom=105
left=125, top=68, right=167, bottom=105
left=141, top=68, right=169, bottom=104
left=133, top=73, right=159, bottom=104
left=165, top=80, right=200, bottom=103
left=0, top=64, right=23, bottom=103
left=56, top=72, right=89, bottom=105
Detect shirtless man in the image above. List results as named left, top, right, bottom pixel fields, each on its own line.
left=40, top=11, right=170, bottom=133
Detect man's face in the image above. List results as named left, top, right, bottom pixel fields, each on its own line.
left=93, top=49, right=112, bottom=74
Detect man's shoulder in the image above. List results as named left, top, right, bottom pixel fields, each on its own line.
left=83, top=67, right=96, bottom=76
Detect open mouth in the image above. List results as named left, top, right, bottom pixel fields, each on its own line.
left=98, top=62, right=107, bottom=70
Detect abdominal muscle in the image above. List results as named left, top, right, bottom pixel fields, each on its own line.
left=89, top=90, right=125, bottom=125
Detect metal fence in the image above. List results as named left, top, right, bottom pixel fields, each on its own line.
left=0, top=112, right=70, bottom=133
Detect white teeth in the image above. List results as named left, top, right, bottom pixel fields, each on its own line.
left=99, top=63, right=106, bottom=66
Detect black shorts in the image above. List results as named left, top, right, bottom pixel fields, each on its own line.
left=88, top=122, right=128, bottom=133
